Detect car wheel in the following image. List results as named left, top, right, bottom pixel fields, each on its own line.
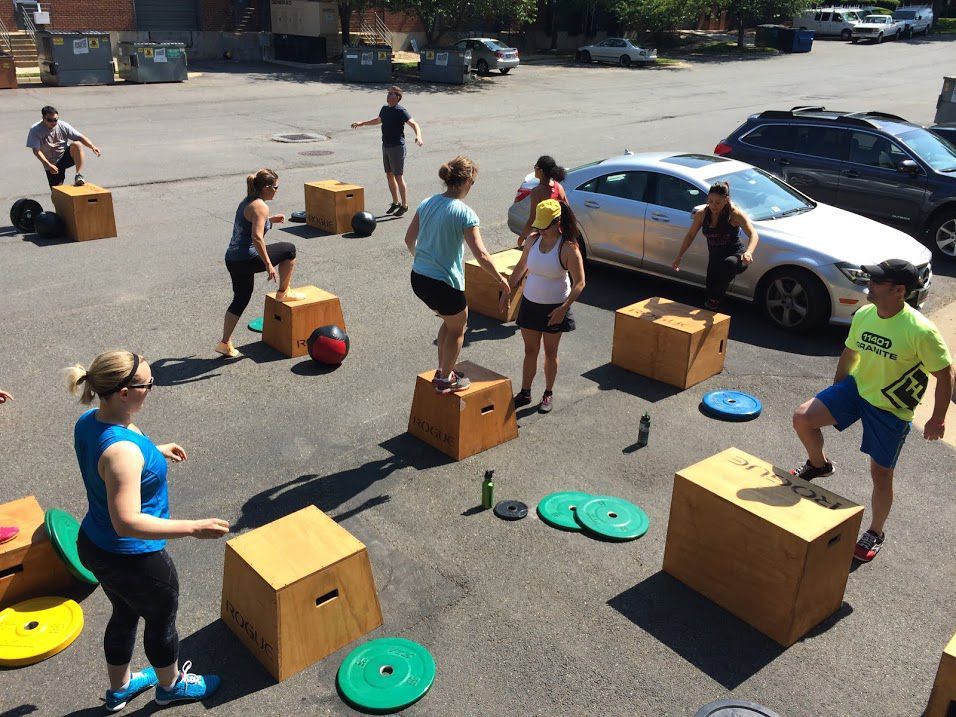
left=500, top=68, right=510, bottom=74
left=927, top=210, right=956, bottom=260
left=877, top=32, right=884, bottom=43
left=760, top=267, right=830, bottom=332
left=851, top=37, right=858, bottom=43
left=477, top=59, right=489, bottom=75
left=580, top=50, right=591, bottom=63
left=619, top=54, right=631, bottom=67
left=840, top=29, right=851, bottom=40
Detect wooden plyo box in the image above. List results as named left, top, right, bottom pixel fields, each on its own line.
left=927, top=631, right=956, bottom=717
left=221, top=506, right=383, bottom=682
left=408, top=361, right=518, bottom=461
left=51, top=184, right=117, bottom=242
left=662, top=448, right=863, bottom=646
left=464, top=248, right=524, bottom=322
left=611, top=297, right=729, bottom=389
left=0, top=496, right=74, bottom=607
left=0, top=57, right=16, bottom=90
left=262, top=285, right=346, bottom=358
left=305, top=180, right=364, bottom=234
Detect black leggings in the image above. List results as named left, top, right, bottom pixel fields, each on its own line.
left=77, top=530, right=180, bottom=667
left=225, top=242, right=297, bottom=316
left=706, top=248, right=747, bottom=303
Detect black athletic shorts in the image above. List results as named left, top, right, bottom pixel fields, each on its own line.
left=517, top=297, right=575, bottom=333
left=411, top=271, right=466, bottom=317
left=46, top=148, right=76, bottom=187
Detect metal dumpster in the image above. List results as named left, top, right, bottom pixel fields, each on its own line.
left=343, top=45, right=392, bottom=82
left=117, top=42, right=187, bottom=83
left=419, top=48, right=471, bottom=84
left=788, top=29, right=814, bottom=53
left=936, top=77, right=956, bottom=124
left=755, top=24, right=785, bottom=48
left=37, top=30, right=113, bottom=86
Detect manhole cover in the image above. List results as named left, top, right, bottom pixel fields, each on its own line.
left=271, top=132, right=330, bottom=143
left=299, top=150, right=334, bottom=157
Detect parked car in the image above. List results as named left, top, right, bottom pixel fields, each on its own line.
left=892, top=6, right=933, bottom=36
left=507, top=152, right=932, bottom=330
left=793, top=8, right=863, bottom=39
left=929, top=124, right=956, bottom=145
left=451, top=38, right=519, bottom=75
left=714, top=107, right=956, bottom=260
left=575, top=38, right=657, bottom=67
left=851, top=14, right=904, bottom=42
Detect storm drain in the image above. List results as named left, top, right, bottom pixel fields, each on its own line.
left=299, top=150, right=334, bottom=157
left=271, top=132, right=330, bottom=143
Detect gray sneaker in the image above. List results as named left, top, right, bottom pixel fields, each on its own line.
left=435, top=371, right=470, bottom=394
left=74, top=173, right=86, bottom=186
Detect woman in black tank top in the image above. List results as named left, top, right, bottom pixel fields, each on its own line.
left=672, top=181, right=759, bottom=311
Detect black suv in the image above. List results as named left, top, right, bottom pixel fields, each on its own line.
left=716, top=108, right=956, bottom=260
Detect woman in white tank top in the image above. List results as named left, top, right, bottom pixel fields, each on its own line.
left=508, top=199, right=586, bottom=413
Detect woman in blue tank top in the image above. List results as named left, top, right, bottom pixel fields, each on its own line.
left=65, top=350, right=227, bottom=709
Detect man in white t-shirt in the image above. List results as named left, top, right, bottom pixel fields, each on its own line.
left=25, top=105, right=101, bottom=188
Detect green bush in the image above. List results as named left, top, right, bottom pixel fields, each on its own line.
left=937, top=17, right=956, bottom=31
left=872, top=0, right=899, bottom=11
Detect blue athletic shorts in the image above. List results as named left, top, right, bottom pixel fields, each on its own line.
left=816, top=376, right=911, bottom=469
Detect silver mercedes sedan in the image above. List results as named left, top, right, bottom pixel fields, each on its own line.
left=508, top=152, right=932, bottom=331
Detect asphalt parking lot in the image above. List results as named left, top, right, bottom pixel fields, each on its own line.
left=2, top=35, right=956, bottom=717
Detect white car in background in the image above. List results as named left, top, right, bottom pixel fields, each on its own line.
left=892, top=6, right=933, bottom=36
left=507, top=152, right=932, bottom=331
left=575, top=38, right=657, bottom=67
left=851, top=14, right=905, bottom=42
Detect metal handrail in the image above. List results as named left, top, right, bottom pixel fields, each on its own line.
left=0, top=14, right=13, bottom=55
left=374, top=12, right=392, bottom=48
left=20, top=5, right=38, bottom=44
left=359, top=11, right=392, bottom=48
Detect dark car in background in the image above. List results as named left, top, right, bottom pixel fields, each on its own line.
left=715, top=108, right=956, bottom=260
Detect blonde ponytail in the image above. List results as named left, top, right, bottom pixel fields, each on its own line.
left=63, top=351, right=141, bottom=404
left=246, top=168, right=279, bottom=199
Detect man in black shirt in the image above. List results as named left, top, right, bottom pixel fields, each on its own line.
left=351, top=85, right=424, bottom=217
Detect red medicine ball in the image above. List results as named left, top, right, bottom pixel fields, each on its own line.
left=307, top=325, right=350, bottom=364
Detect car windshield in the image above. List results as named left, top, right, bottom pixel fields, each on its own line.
left=897, top=129, right=956, bottom=172
left=708, top=168, right=814, bottom=221
left=865, top=15, right=888, bottom=23
left=893, top=10, right=915, bottom=18
left=483, top=40, right=510, bottom=51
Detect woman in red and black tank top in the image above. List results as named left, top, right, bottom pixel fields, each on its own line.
left=518, top=155, right=568, bottom=248
left=672, top=182, right=759, bottom=311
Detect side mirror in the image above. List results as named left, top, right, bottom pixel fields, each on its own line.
left=898, top=159, right=920, bottom=175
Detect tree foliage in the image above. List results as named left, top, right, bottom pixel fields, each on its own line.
left=611, top=0, right=708, bottom=33
left=387, top=0, right=537, bottom=45
left=717, top=0, right=808, bottom=46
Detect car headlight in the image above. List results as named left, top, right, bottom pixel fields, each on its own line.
left=836, top=262, right=869, bottom=287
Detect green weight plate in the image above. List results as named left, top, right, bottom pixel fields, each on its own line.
left=44, top=510, right=98, bottom=585
left=536, top=491, right=593, bottom=531
left=248, top=316, right=263, bottom=332
left=337, top=637, right=435, bottom=714
left=574, top=496, right=649, bottom=541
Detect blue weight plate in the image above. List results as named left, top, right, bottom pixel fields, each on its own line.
left=701, top=390, right=762, bottom=422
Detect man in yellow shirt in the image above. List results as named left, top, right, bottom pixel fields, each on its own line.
left=791, top=259, right=952, bottom=563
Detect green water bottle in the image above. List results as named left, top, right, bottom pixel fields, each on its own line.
left=481, top=470, right=495, bottom=509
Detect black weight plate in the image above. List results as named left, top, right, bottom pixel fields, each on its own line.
left=493, top=500, right=528, bottom=521
left=10, top=199, right=27, bottom=229
left=15, top=200, right=43, bottom=233
left=695, top=699, right=783, bottom=717
left=290, top=210, right=307, bottom=223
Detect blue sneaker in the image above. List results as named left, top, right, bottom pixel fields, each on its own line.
left=154, top=661, right=221, bottom=706
left=104, top=666, right=158, bottom=712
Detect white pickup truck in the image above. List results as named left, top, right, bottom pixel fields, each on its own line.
left=892, top=7, right=933, bottom=36
left=851, top=14, right=905, bottom=42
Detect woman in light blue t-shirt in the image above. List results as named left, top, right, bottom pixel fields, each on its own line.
left=405, top=156, right=510, bottom=394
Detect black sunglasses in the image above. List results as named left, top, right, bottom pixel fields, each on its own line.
left=127, top=378, right=154, bottom=391
left=44, top=117, right=58, bottom=123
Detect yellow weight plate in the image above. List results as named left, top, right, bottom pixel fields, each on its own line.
left=0, top=596, right=84, bottom=667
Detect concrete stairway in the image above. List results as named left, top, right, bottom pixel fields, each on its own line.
left=8, top=31, right=38, bottom=69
